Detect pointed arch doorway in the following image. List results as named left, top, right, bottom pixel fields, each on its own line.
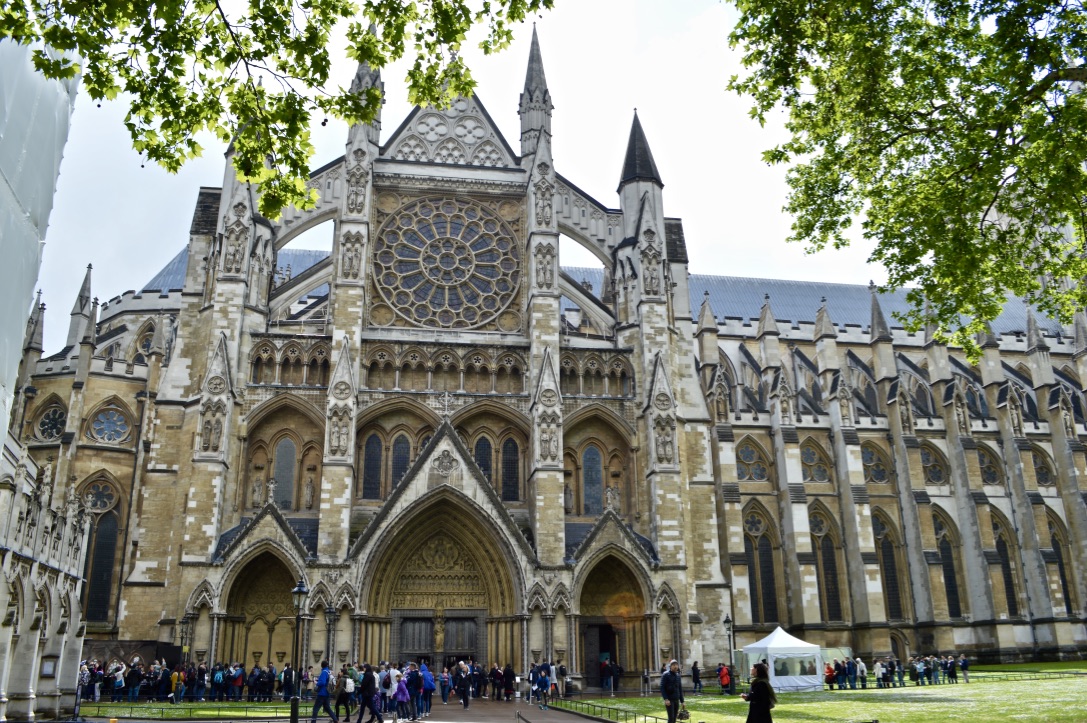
left=577, top=555, right=651, bottom=688
left=219, top=552, right=297, bottom=666
left=361, top=494, right=522, bottom=668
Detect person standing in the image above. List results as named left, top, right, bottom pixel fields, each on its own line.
left=537, top=666, right=551, bottom=711
left=438, top=667, right=450, bottom=704
left=958, top=654, right=969, bottom=683
left=856, top=658, right=867, bottom=689
left=282, top=663, right=296, bottom=702
left=691, top=662, right=702, bottom=694
left=455, top=662, right=472, bottom=710
left=718, top=663, right=731, bottom=695
left=846, top=657, right=857, bottom=689
left=740, top=663, right=776, bottom=723
left=310, top=660, right=339, bottom=723
left=660, top=660, right=685, bottom=723
left=503, top=663, right=515, bottom=702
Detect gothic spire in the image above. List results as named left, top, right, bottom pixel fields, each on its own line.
left=757, top=294, right=779, bottom=338
left=869, top=283, right=892, bottom=342
left=65, top=264, right=93, bottom=349
left=697, top=291, right=718, bottom=333
left=519, top=25, right=553, bottom=156
left=24, top=290, right=44, bottom=354
left=618, top=111, right=663, bottom=190
left=349, top=25, right=382, bottom=95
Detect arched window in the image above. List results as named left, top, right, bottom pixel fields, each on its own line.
left=82, top=480, right=121, bottom=623
left=1033, top=448, right=1055, bottom=486
left=501, top=438, right=519, bottom=501
left=920, top=445, right=949, bottom=485
left=272, top=438, right=297, bottom=508
left=35, top=404, right=67, bottom=441
left=861, top=443, right=891, bottom=484
left=1049, top=519, right=1075, bottom=615
left=933, top=512, right=964, bottom=618
left=993, top=518, right=1020, bottom=617
left=362, top=434, right=382, bottom=499
left=872, top=513, right=905, bottom=620
left=87, top=406, right=132, bottom=445
left=474, top=437, right=493, bottom=483
left=800, top=440, right=832, bottom=483
left=743, top=510, right=779, bottom=624
left=736, top=441, right=771, bottom=481
left=977, top=447, right=1003, bottom=485
left=391, top=435, right=411, bottom=487
left=582, top=445, right=604, bottom=515
left=809, top=511, right=843, bottom=621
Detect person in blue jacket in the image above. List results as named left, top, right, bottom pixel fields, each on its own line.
left=311, top=660, right=338, bottom=723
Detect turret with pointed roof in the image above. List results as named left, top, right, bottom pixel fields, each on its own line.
left=65, top=264, right=93, bottom=350
left=618, top=111, right=663, bottom=190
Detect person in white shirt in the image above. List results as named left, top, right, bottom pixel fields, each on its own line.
left=872, top=660, right=884, bottom=689
left=856, top=659, right=867, bottom=689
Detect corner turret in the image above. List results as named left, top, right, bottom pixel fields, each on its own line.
left=518, top=25, right=552, bottom=156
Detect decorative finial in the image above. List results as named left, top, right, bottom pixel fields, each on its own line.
left=703, top=290, right=710, bottom=299
left=820, top=296, right=827, bottom=304
left=764, top=293, right=770, bottom=301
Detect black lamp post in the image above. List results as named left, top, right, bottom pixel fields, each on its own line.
left=290, top=577, right=310, bottom=723
left=723, top=614, right=735, bottom=695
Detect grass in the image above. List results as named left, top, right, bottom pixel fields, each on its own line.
left=564, top=677, right=1087, bottom=722
left=80, top=700, right=295, bottom=719
left=971, top=660, right=1087, bottom=674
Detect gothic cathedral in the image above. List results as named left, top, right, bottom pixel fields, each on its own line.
left=11, top=30, right=1087, bottom=675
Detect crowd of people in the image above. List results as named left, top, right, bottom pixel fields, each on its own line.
left=822, top=653, right=970, bottom=689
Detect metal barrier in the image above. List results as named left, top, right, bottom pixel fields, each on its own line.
left=550, top=698, right=668, bottom=723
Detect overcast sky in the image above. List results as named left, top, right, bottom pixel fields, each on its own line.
left=38, top=0, right=884, bottom=354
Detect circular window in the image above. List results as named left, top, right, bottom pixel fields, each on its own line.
left=90, top=408, right=130, bottom=443
left=37, top=406, right=66, bottom=440
left=83, top=481, right=117, bottom=511
left=372, top=197, right=520, bottom=329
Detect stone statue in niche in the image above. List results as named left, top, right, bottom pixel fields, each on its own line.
left=715, top=386, right=729, bottom=421
left=655, top=421, right=674, bottom=464
left=955, top=398, right=969, bottom=436
left=644, top=262, right=661, bottom=296
left=328, top=417, right=342, bottom=455
left=564, top=483, right=573, bottom=514
left=304, top=476, right=315, bottom=509
left=837, top=385, right=852, bottom=426
left=536, top=244, right=555, bottom=289
left=605, top=485, right=620, bottom=513
left=1062, top=400, right=1076, bottom=438
left=252, top=476, right=264, bottom=508
left=211, top=419, right=222, bottom=452
left=899, top=395, right=914, bottom=434
left=535, top=181, right=553, bottom=225
left=1009, top=397, right=1023, bottom=437
left=202, top=419, right=212, bottom=451
left=539, top=426, right=558, bottom=461
left=266, top=477, right=277, bottom=506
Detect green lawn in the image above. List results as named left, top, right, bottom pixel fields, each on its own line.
left=81, top=701, right=294, bottom=719
left=565, top=678, right=1087, bottom=722
left=971, top=660, right=1087, bottom=674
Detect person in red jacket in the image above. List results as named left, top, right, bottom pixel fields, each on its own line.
left=717, top=663, right=731, bottom=695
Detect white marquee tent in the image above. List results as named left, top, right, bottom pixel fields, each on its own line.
left=741, top=626, right=823, bottom=692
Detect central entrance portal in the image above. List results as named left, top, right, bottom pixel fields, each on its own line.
left=360, top=491, right=522, bottom=668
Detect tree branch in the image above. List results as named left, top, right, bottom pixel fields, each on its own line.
left=1025, top=67, right=1087, bottom=103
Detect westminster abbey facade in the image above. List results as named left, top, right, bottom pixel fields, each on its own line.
left=8, top=30, right=1087, bottom=679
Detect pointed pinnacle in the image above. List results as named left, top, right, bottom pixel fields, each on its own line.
left=976, top=321, right=999, bottom=349
left=1026, top=307, right=1049, bottom=351
left=618, top=112, right=663, bottom=189
left=869, top=287, right=892, bottom=342
left=697, top=292, right=718, bottom=332
left=757, top=295, right=779, bottom=338
left=524, top=24, right=548, bottom=93
left=814, top=301, right=837, bottom=341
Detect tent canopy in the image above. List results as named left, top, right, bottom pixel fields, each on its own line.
left=741, top=626, right=823, bottom=692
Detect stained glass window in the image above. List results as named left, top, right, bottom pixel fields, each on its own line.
left=392, top=435, right=411, bottom=487
left=744, top=512, right=778, bottom=624
left=474, top=437, right=493, bottom=482
left=994, top=523, right=1020, bottom=617
left=920, top=446, right=948, bottom=484
left=89, top=408, right=130, bottom=444
left=37, top=406, right=66, bottom=440
left=1050, top=521, right=1074, bottom=615
left=737, top=442, right=770, bottom=481
left=934, top=514, right=963, bottom=618
left=873, top=513, right=905, bottom=620
left=501, top=439, right=519, bottom=501
left=862, top=444, right=890, bottom=484
left=273, top=438, right=296, bottom=508
left=582, top=445, right=603, bottom=515
left=83, top=482, right=117, bottom=511
left=977, top=448, right=1002, bottom=485
left=362, top=434, right=382, bottom=499
left=801, top=441, right=831, bottom=483
left=372, top=198, right=520, bottom=329
left=84, top=512, right=118, bottom=622
left=1033, top=450, right=1055, bottom=486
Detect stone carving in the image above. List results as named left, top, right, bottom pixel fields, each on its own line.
left=715, top=384, right=729, bottom=421
left=222, top=202, right=249, bottom=274
left=1009, top=393, right=1023, bottom=437
left=535, top=243, right=555, bottom=289
left=333, top=381, right=352, bottom=400
left=433, top=616, right=445, bottom=652
left=327, top=410, right=350, bottom=456
left=340, top=231, right=364, bottom=279
left=654, top=418, right=675, bottom=465
left=346, top=149, right=368, bottom=214
left=564, top=483, right=573, bottom=514
left=955, top=396, right=969, bottom=436
left=432, top=449, right=459, bottom=477
left=777, top=377, right=793, bottom=425
left=540, top=388, right=558, bottom=407
left=539, top=426, right=559, bottom=461
left=537, top=162, right=551, bottom=176
left=471, top=141, right=503, bottom=167
left=898, top=393, right=914, bottom=434
left=207, top=375, right=227, bottom=394
left=534, top=180, right=554, bottom=226
left=654, top=392, right=672, bottom=411
left=211, top=419, right=223, bottom=452
left=1061, top=396, right=1076, bottom=438
left=252, top=474, right=265, bottom=506
left=266, top=477, right=277, bottom=506
left=837, top=381, right=853, bottom=426
left=304, top=476, right=315, bottom=509
left=605, top=485, right=620, bottom=513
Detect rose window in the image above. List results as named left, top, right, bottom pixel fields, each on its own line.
left=37, top=407, right=66, bottom=440
left=373, top=198, right=520, bottom=329
left=89, top=408, right=130, bottom=443
left=83, top=482, right=117, bottom=511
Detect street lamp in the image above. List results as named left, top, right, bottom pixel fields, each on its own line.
left=723, top=614, right=734, bottom=695
left=290, top=577, right=310, bottom=723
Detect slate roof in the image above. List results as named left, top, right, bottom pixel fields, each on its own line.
left=561, top=266, right=1066, bottom=337
left=141, top=247, right=1066, bottom=338
left=212, top=516, right=319, bottom=561
left=564, top=521, right=657, bottom=562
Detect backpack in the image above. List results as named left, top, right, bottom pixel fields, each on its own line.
left=382, top=673, right=393, bottom=691
left=214, top=670, right=224, bottom=685
left=345, top=676, right=355, bottom=693
left=559, top=665, right=567, bottom=678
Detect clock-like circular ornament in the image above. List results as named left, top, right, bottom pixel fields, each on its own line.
left=333, top=381, right=353, bottom=400
left=207, top=376, right=227, bottom=394
left=372, top=197, right=520, bottom=329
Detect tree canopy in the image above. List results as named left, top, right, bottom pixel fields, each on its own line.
left=728, top=0, right=1087, bottom=350
left=1, top=0, right=551, bottom=218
